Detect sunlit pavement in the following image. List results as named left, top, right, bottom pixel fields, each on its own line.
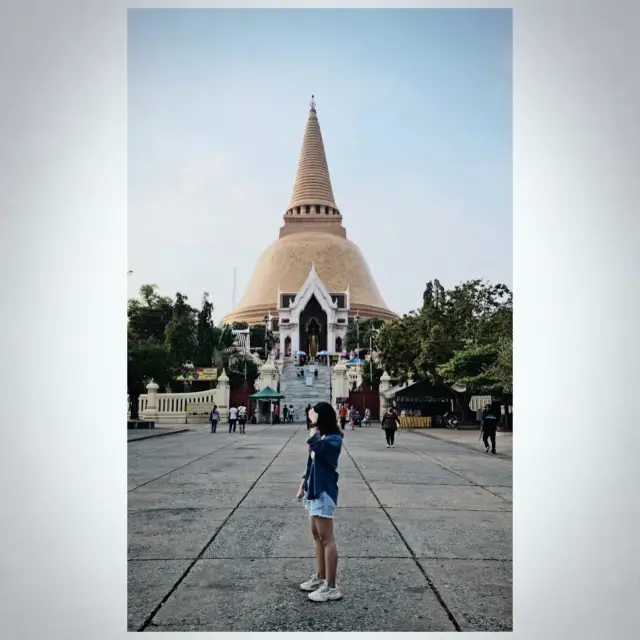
left=128, top=423, right=512, bottom=632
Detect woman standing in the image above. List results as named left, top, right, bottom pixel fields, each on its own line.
left=381, top=406, right=400, bottom=448
left=296, top=402, right=344, bottom=602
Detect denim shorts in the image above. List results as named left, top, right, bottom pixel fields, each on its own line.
left=303, top=491, right=336, bottom=518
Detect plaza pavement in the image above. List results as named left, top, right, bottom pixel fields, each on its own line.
left=128, top=423, right=512, bottom=632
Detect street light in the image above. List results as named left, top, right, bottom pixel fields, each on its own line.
left=263, top=314, right=270, bottom=361
left=354, top=313, right=360, bottom=359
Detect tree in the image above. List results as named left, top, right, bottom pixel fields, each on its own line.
left=128, top=284, right=174, bottom=343
left=344, top=317, right=384, bottom=354
left=127, top=330, right=177, bottom=419
left=362, top=359, right=384, bottom=388
left=164, top=292, right=198, bottom=365
left=195, top=292, right=216, bottom=367
left=377, top=279, right=512, bottom=421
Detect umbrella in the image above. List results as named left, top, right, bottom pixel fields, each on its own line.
left=293, top=350, right=306, bottom=356
left=317, top=350, right=330, bottom=356
left=346, top=357, right=366, bottom=366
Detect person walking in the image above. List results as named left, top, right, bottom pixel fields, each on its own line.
left=363, top=407, right=371, bottom=427
left=289, top=404, right=295, bottom=423
left=282, top=404, right=289, bottom=424
left=480, top=404, right=498, bottom=454
left=238, top=403, right=247, bottom=434
left=209, top=404, right=220, bottom=434
left=381, top=406, right=400, bottom=448
left=296, top=402, right=344, bottom=602
left=338, top=404, right=347, bottom=431
left=229, top=404, right=238, bottom=433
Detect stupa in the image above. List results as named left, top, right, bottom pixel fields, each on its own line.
left=222, top=97, right=396, bottom=358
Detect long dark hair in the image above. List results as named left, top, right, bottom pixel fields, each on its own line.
left=313, top=402, right=342, bottom=437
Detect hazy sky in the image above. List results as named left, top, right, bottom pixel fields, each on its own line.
left=127, top=8, right=512, bottom=323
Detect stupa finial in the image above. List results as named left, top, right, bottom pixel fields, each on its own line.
left=310, top=94, right=316, bottom=112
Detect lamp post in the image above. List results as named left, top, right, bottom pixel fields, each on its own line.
left=355, top=313, right=360, bottom=357
left=263, top=314, right=269, bottom=361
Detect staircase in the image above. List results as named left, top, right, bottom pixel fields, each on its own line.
left=280, top=359, right=331, bottom=421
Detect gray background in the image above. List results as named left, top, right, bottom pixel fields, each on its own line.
left=1, top=1, right=639, bottom=639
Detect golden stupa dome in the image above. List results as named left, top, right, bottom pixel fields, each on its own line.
left=222, top=97, right=396, bottom=326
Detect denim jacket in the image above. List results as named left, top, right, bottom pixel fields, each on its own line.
left=302, top=433, right=342, bottom=504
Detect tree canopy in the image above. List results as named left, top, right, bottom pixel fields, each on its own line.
left=127, top=285, right=242, bottom=415
left=344, top=317, right=384, bottom=354
left=377, top=279, right=512, bottom=418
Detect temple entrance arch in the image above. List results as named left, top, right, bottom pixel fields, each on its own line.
left=335, top=336, right=343, bottom=353
left=284, top=336, right=291, bottom=357
left=299, top=295, right=327, bottom=358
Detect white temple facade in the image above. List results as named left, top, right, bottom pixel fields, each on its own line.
left=275, top=264, right=350, bottom=359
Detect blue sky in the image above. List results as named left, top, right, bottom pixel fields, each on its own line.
left=127, top=9, right=512, bottom=322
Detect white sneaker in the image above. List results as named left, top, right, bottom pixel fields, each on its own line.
left=386, top=444, right=390, bottom=448
left=308, top=583, right=342, bottom=602
left=300, top=573, right=325, bottom=592
left=390, top=445, right=395, bottom=448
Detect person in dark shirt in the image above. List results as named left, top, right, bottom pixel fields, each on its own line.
left=480, top=404, right=498, bottom=454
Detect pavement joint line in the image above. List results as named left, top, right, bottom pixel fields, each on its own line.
left=127, top=428, right=190, bottom=443
left=137, top=425, right=303, bottom=632
left=408, top=429, right=512, bottom=461
left=128, top=425, right=274, bottom=492
left=399, top=444, right=513, bottom=507
left=129, top=555, right=512, bottom=562
left=341, top=441, right=463, bottom=632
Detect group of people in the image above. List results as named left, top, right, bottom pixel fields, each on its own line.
left=208, top=403, right=248, bottom=434
left=336, top=403, right=371, bottom=431
left=280, top=404, right=296, bottom=424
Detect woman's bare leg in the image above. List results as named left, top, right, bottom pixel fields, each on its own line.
left=309, top=517, right=326, bottom=579
left=313, top=516, right=338, bottom=587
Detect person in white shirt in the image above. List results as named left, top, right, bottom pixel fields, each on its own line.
left=229, top=405, right=238, bottom=433
left=238, top=404, right=247, bottom=434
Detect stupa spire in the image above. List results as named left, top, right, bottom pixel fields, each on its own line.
left=288, top=96, right=339, bottom=213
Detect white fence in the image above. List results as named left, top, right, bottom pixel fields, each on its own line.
left=127, top=386, right=229, bottom=424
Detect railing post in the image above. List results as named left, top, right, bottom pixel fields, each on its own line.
left=142, top=380, right=159, bottom=422
left=379, top=371, right=391, bottom=421
left=216, top=369, right=230, bottom=423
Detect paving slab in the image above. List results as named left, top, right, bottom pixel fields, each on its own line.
left=358, top=466, right=474, bottom=486
left=128, top=507, right=233, bottom=559
left=420, top=559, right=513, bottom=631
left=485, top=485, right=513, bottom=504
left=390, top=508, right=512, bottom=560
left=128, top=559, right=190, bottom=630
left=202, top=507, right=409, bottom=558
left=243, top=480, right=378, bottom=508
left=128, top=481, right=252, bottom=511
left=369, top=482, right=510, bottom=511
left=128, top=424, right=511, bottom=631
left=148, top=557, right=457, bottom=632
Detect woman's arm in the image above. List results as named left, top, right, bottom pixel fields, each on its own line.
left=307, top=434, right=340, bottom=459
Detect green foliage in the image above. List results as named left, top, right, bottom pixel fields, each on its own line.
left=362, top=359, right=384, bottom=388
left=344, top=317, right=384, bottom=354
left=226, top=355, right=260, bottom=389
left=248, top=324, right=275, bottom=356
left=164, top=292, right=198, bottom=365
left=195, top=293, right=216, bottom=367
left=127, top=284, right=174, bottom=343
left=127, top=329, right=177, bottom=395
left=378, top=279, right=512, bottom=403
